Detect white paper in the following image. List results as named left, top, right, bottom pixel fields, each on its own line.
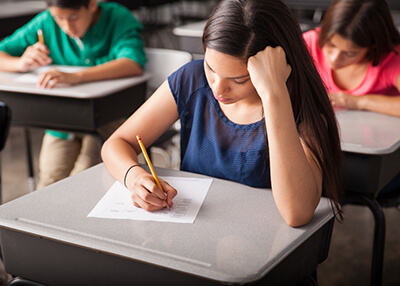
left=14, top=66, right=86, bottom=84
left=87, top=177, right=213, bottom=223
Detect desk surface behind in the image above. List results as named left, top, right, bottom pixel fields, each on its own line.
left=0, top=164, right=333, bottom=284
left=336, top=109, right=400, bottom=154
left=0, top=1, right=46, bottom=18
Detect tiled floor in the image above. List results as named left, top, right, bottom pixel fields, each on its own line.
left=0, top=127, right=399, bottom=285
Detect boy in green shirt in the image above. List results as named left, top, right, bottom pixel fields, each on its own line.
left=0, top=0, right=146, bottom=189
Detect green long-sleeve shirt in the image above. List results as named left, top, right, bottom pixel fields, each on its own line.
left=0, top=2, right=146, bottom=139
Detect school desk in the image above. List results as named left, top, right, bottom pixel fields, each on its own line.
left=172, top=20, right=312, bottom=57
left=172, top=20, right=205, bottom=56
left=336, top=109, right=400, bottom=286
left=0, top=1, right=46, bottom=38
left=0, top=68, right=150, bottom=192
left=0, top=163, right=335, bottom=286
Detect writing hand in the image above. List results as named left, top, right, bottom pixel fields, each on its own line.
left=37, top=68, right=80, bottom=89
left=128, top=172, right=177, bottom=212
left=247, top=46, right=291, bottom=97
left=18, top=42, right=52, bottom=72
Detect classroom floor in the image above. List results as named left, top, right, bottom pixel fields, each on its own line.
left=0, top=127, right=399, bottom=286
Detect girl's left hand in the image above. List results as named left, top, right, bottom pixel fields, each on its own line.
left=37, top=68, right=81, bottom=88
left=247, top=46, right=291, bottom=97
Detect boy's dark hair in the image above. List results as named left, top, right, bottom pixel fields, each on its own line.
left=45, top=0, right=91, bottom=9
left=319, top=0, right=400, bottom=66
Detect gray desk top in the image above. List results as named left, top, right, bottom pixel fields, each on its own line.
left=173, top=20, right=205, bottom=38
left=0, top=164, right=334, bottom=284
left=0, top=1, right=46, bottom=18
left=172, top=20, right=311, bottom=38
left=0, top=68, right=151, bottom=99
left=336, top=109, right=400, bottom=155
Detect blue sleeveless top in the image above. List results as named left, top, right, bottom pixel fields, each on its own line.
left=168, top=60, right=270, bottom=188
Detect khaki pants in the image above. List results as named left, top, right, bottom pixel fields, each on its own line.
left=37, top=133, right=101, bottom=189
left=37, top=119, right=125, bottom=189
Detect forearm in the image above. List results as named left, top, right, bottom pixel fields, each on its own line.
left=76, top=58, right=143, bottom=84
left=263, top=89, right=321, bottom=227
left=0, top=52, right=22, bottom=72
left=356, top=94, right=400, bottom=117
left=101, top=137, right=142, bottom=185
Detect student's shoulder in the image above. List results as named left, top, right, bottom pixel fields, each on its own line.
left=99, top=2, right=132, bottom=17
left=380, top=44, right=400, bottom=67
left=5, top=9, right=53, bottom=37
left=302, top=28, right=320, bottom=45
left=169, top=60, right=207, bottom=92
left=20, top=9, right=52, bottom=29
left=99, top=2, right=140, bottom=26
left=176, top=60, right=205, bottom=80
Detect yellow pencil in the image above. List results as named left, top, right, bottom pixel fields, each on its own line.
left=136, top=135, right=170, bottom=210
left=37, top=29, right=44, bottom=44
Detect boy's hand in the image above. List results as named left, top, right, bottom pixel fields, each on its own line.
left=18, top=42, right=52, bottom=72
left=37, top=68, right=81, bottom=88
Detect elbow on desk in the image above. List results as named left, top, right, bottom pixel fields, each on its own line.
left=280, top=209, right=315, bottom=228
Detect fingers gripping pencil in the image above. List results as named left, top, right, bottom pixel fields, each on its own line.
left=136, top=135, right=170, bottom=210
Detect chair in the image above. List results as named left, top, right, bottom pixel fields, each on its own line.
left=144, top=47, right=192, bottom=168
left=145, top=47, right=192, bottom=93
left=0, top=102, right=11, bottom=204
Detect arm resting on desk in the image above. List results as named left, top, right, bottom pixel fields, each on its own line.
left=37, top=58, right=143, bottom=88
left=329, top=74, right=400, bottom=117
left=72, top=58, right=143, bottom=83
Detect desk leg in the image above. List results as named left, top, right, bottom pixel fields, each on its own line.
left=344, top=193, right=385, bottom=286
left=0, top=153, right=2, bottom=204
left=23, top=129, right=35, bottom=192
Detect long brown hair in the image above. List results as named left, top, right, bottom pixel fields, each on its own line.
left=202, top=0, right=343, bottom=219
left=319, top=0, right=400, bottom=66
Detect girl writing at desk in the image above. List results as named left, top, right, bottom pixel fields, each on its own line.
left=303, top=0, right=400, bottom=117
left=102, top=0, right=343, bottom=227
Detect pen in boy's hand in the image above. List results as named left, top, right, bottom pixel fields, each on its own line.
left=136, top=135, right=170, bottom=210
left=37, top=29, right=44, bottom=44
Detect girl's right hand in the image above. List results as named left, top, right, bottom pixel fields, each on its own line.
left=247, top=46, right=291, bottom=99
left=18, top=42, right=52, bottom=72
left=125, top=167, right=177, bottom=212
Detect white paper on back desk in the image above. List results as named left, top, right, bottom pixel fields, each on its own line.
left=87, top=177, right=213, bottom=223
left=14, top=66, right=86, bottom=84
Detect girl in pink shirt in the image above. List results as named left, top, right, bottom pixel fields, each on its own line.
left=303, top=0, right=400, bottom=117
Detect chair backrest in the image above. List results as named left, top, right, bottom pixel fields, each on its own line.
left=0, top=102, right=11, bottom=151
left=144, top=48, right=193, bottom=94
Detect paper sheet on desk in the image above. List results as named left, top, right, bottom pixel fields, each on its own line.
left=87, top=177, right=213, bottom=223
left=14, top=66, right=86, bottom=84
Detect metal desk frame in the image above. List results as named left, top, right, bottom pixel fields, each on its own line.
left=337, top=109, right=400, bottom=286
